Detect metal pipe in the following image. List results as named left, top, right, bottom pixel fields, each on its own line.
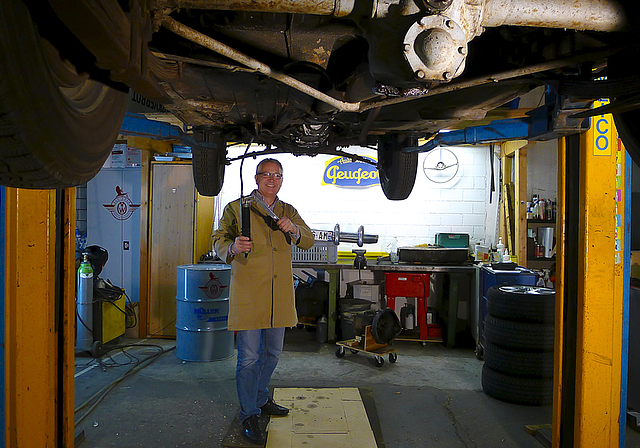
left=155, top=0, right=628, bottom=29
left=332, top=224, right=378, bottom=247
left=152, top=0, right=355, bottom=17
left=161, top=16, right=362, bottom=112
left=482, top=0, right=629, bottom=32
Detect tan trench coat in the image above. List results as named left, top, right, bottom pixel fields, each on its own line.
left=213, top=197, right=314, bottom=331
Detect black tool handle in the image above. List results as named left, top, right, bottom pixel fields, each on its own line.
left=240, top=196, right=251, bottom=257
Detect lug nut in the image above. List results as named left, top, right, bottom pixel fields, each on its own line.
left=443, top=72, right=452, bottom=80
left=458, top=46, right=467, bottom=55
left=404, top=43, right=411, bottom=52
left=415, top=70, right=426, bottom=79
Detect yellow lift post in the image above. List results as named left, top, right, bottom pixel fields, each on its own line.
left=3, top=188, right=76, bottom=447
left=553, top=101, right=631, bottom=447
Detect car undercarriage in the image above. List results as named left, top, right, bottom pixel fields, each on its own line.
left=1, top=0, right=639, bottom=198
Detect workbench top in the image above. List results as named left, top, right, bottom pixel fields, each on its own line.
left=292, top=259, right=478, bottom=273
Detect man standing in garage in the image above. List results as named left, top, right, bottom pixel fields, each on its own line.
left=213, top=158, right=314, bottom=445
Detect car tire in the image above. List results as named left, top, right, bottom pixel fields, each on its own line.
left=483, top=340, right=554, bottom=378
left=0, top=0, right=127, bottom=189
left=486, top=285, right=555, bottom=323
left=484, top=314, right=555, bottom=351
left=378, top=135, right=418, bottom=200
left=191, top=128, right=227, bottom=197
left=481, top=364, right=553, bottom=406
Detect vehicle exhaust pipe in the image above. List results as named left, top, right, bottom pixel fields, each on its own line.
left=152, top=0, right=356, bottom=17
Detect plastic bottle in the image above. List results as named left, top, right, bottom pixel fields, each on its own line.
left=405, top=311, right=414, bottom=330
left=388, top=237, right=399, bottom=263
left=503, top=249, right=511, bottom=263
left=496, top=237, right=505, bottom=261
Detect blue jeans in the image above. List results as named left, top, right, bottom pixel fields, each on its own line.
left=236, top=327, right=285, bottom=421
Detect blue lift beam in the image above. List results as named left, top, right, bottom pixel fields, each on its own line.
left=120, top=113, right=187, bottom=141
left=413, top=88, right=591, bottom=152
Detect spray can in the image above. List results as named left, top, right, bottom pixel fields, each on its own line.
left=76, top=253, right=94, bottom=351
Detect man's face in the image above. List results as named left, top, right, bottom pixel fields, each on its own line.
left=255, top=161, right=283, bottom=198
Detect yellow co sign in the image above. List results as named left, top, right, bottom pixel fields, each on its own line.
left=591, top=99, right=615, bottom=156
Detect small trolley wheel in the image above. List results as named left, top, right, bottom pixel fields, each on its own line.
left=335, top=346, right=346, bottom=358
left=350, top=349, right=359, bottom=354
left=475, top=343, right=484, bottom=360
left=421, top=341, right=428, bottom=347
left=389, top=352, right=398, bottom=363
left=374, top=355, right=385, bottom=367
left=90, top=340, right=102, bottom=358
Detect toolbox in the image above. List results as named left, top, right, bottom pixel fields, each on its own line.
left=347, top=280, right=384, bottom=303
left=435, top=233, right=470, bottom=248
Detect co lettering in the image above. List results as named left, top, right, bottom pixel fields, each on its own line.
left=595, top=115, right=610, bottom=153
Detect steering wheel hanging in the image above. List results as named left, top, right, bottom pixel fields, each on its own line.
left=423, top=147, right=459, bottom=183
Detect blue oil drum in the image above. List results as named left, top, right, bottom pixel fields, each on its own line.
left=176, top=264, right=234, bottom=362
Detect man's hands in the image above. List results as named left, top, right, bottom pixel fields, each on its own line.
left=232, top=217, right=298, bottom=255
left=233, top=236, right=253, bottom=254
left=277, top=217, right=299, bottom=235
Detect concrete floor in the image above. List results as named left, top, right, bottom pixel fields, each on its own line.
left=74, top=328, right=640, bottom=448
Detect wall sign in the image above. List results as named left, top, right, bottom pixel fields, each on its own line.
left=322, top=156, right=379, bottom=187
left=103, top=186, right=141, bottom=221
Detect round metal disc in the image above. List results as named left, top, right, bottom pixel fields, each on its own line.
left=371, top=309, right=402, bottom=345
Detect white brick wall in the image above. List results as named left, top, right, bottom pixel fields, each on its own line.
left=217, top=145, right=499, bottom=253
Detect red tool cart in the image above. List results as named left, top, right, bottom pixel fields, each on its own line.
left=384, top=272, right=441, bottom=344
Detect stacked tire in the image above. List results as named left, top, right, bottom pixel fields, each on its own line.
left=481, top=285, right=556, bottom=405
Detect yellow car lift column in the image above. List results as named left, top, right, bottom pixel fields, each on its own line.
left=553, top=103, right=630, bottom=447
left=3, top=188, right=76, bottom=448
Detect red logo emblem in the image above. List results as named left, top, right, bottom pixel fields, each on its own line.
left=103, top=186, right=141, bottom=221
left=198, top=272, right=228, bottom=299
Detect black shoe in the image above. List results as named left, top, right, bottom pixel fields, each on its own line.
left=241, top=415, right=265, bottom=445
left=260, top=398, right=289, bottom=416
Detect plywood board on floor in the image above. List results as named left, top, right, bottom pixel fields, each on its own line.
left=267, top=388, right=377, bottom=448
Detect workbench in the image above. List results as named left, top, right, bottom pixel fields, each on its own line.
left=292, top=259, right=480, bottom=347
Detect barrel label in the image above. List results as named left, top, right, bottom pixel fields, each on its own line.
left=192, top=306, right=228, bottom=322
left=198, top=272, right=228, bottom=299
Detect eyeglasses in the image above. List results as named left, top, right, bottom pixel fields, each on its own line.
left=257, top=172, right=283, bottom=180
